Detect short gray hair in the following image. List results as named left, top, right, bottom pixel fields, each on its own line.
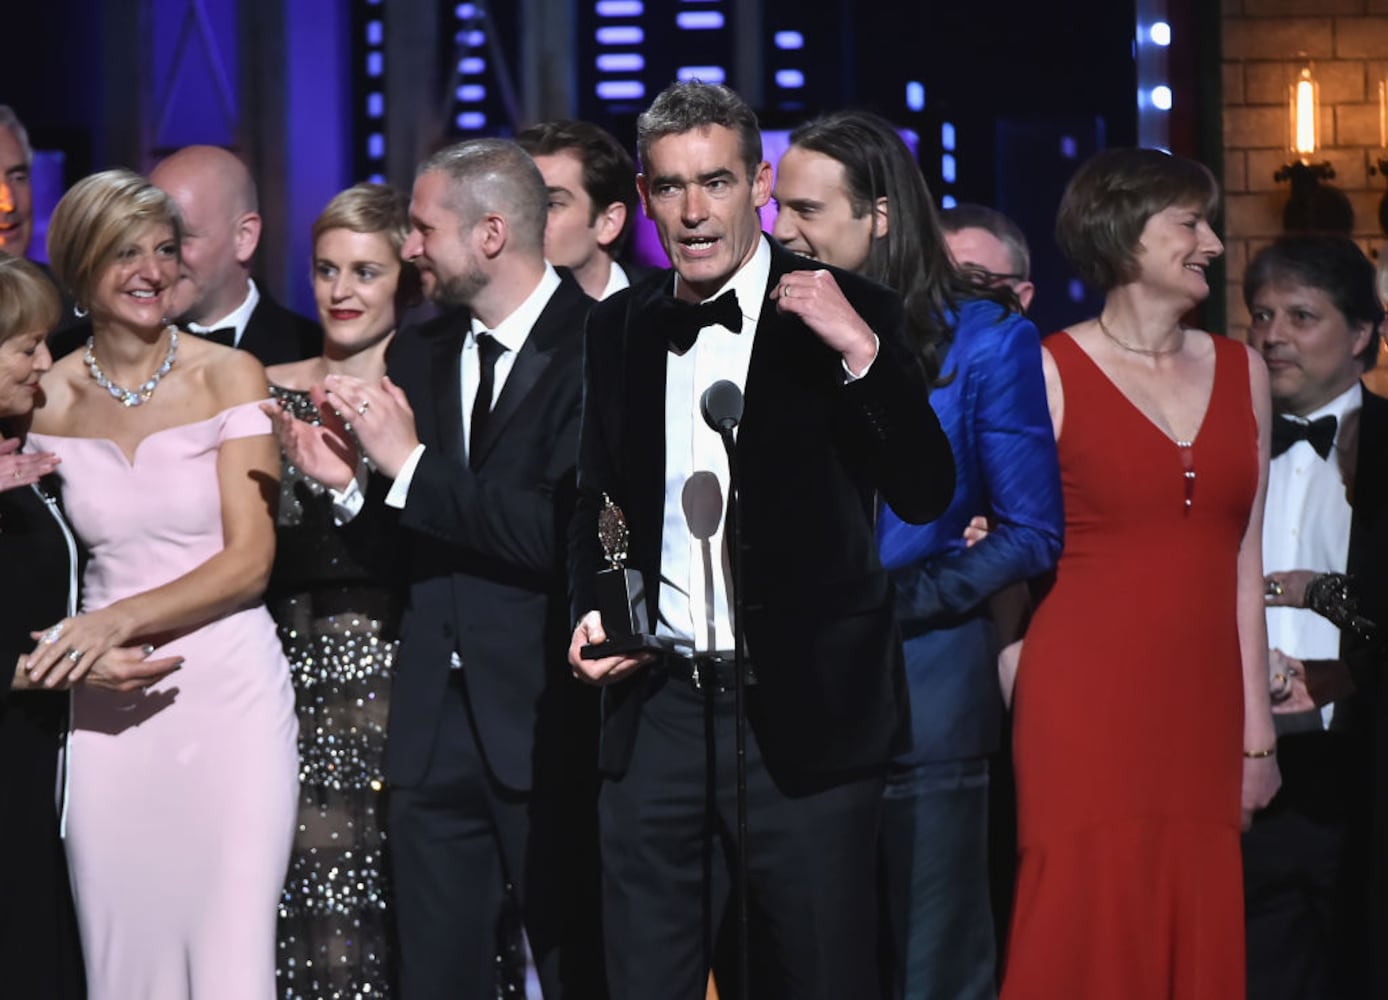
left=417, top=139, right=547, bottom=254
left=940, top=202, right=1031, bottom=280
left=636, top=81, right=762, bottom=179
left=0, top=106, right=33, bottom=165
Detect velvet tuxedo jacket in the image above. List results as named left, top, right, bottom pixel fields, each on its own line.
left=367, top=271, right=593, bottom=791
left=569, top=240, right=955, bottom=781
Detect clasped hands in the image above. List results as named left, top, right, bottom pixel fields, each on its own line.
left=262, top=374, right=419, bottom=491
left=21, top=609, right=182, bottom=693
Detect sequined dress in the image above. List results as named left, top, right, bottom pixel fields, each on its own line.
left=268, top=386, right=400, bottom=999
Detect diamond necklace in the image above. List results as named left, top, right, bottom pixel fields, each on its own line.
left=85, top=327, right=179, bottom=407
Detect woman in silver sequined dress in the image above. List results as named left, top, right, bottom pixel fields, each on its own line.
left=265, top=183, right=418, bottom=999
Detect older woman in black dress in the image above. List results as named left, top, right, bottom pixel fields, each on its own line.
left=0, top=256, right=179, bottom=998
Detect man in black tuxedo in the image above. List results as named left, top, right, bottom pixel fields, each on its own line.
left=49, top=145, right=321, bottom=363
left=275, top=138, right=600, bottom=1000
left=151, top=145, right=320, bottom=364
left=1243, top=233, right=1388, bottom=1000
left=567, top=82, right=954, bottom=1000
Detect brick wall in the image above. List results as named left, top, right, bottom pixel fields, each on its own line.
left=1220, top=0, right=1388, bottom=356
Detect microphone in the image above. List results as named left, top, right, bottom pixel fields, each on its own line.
left=700, top=379, right=743, bottom=435
left=697, top=375, right=751, bottom=997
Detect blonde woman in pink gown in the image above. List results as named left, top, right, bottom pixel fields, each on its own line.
left=24, top=169, right=298, bottom=999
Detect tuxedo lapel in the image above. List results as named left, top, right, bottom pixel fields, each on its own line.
left=740, top=245, right=798, bottom=438
left=623, top=276, right=676, bottom=574
left=473, top=336, right=550, bottom=467
left=1349, top=389, right=1388, bottom=569
left=470, top=277, right=588, bottom=469
left=742, top=241, right=846, bottom=456
left=428, top=321, right=467, bottom=459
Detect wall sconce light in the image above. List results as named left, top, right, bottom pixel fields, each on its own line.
left=1275, top=62, right=1353, bottom=233
left=1373, top=76, right=1388, bottom=233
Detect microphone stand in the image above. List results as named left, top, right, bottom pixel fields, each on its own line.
left=701, top=380, right=750, bottom=1000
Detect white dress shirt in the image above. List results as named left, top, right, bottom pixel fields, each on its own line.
left=384, top=264, right=562, bottom=507
left=1263, top=382, right=1360, bottom=729
left=598, top=260, right=632, bottom=302
left=185, top=278, right=259, bottom=347
left=655, top=239, right=771, bottom=652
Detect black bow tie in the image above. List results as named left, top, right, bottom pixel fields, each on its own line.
left=181, top=324, right=236, bottom=347
left=1271, top=414, right=1337, bottom=459
left=661, top=289, right=743, bottom=353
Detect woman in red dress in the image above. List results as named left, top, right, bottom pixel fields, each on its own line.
left=1001, top=148, right=1281, bottom=999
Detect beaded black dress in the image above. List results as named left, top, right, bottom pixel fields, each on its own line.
left=269, top=386, right=400, bottom=999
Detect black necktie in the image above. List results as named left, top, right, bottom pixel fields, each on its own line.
left=1271, top=414, right=1337, bottom=459
left=181, top=324, right=236, bottom=347
left=469, top=332, right=506, bottom=469
left=661, top=289, right=743, bottom=353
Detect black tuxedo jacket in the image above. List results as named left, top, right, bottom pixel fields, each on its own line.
left=237, top=291, right=322, bottom=365
left=570, top=240, right=955, bottom=781
left=369, top=271, right=593, bottom=791
left=1327, top=387, right=1388, bottom=993
left=46, top=287, right=320, bottom=365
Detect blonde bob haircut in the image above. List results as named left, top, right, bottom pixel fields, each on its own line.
left=312, top=182, right=421, bottom=307
left=46, top=168, right=181, bottom=308
left=0, top=254, right=61, bottom=344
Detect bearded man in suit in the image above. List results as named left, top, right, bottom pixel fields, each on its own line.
left=273, top=138, right=602, bottom=1000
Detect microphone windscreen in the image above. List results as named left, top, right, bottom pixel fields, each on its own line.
left=700, top=379, right=744, bottom=432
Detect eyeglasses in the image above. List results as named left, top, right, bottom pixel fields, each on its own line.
left=956, top=263, right=1028, bottom=288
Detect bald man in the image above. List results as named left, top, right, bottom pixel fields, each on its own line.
left=153, top=145, right=320, bottom=363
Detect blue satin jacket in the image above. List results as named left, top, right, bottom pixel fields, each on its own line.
left=878, top=298, right=1063, bottom=763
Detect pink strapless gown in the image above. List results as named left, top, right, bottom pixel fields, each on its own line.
left=29, top=402, right=299, bottom=1000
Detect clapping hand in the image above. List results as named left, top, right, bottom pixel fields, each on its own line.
left=262, top=386, right=360, bottom=492
left=322, top=375, right=420, bottom=480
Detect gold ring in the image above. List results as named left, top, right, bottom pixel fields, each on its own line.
left=1265, top=579, right=1284, bottom=598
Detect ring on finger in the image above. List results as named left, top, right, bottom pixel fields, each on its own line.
left=1265, top=579, right=1284, bottom=598
left=66, top=649, right=83, bottom=663
left=357, top=400, right=371, bottom=416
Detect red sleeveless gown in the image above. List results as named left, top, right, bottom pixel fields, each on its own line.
left=1002, top=332, right=1255, bottom=1000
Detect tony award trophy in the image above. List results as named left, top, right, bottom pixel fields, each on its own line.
left=581, top=494, right=680, bottom=659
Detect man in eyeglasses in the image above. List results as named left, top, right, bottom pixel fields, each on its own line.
left=940, top=203, right=1035, bottom=313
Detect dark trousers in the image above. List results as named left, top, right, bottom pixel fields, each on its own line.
left=1243, top=733, right=1356, bottom=1000
left=600, top=672, right=886, bottom=1000
left=389, top=672, right=604, bottom=1000
left=882, top=757, right=997, bottom=1000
